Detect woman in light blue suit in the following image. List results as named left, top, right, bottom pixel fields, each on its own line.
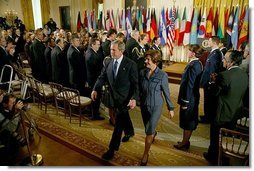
left=139, top=50, right=174, bottom=166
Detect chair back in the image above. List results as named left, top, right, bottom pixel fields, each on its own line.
left=62, top=87, right=80, bottom=106
left=218, top=128, right=249, bottom=166
left=49, top=82, right=63, bottom=99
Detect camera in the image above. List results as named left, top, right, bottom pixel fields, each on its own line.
left=15, top=98, right=31, bottom=111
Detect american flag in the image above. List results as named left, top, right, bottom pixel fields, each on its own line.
left=167, top=7, right=176, bottom=56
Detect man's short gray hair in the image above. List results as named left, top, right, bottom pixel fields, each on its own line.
left=111, top=40, right=125, bottom=52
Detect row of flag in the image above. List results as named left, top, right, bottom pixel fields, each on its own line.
left=77, top=5, right=249, bottom=56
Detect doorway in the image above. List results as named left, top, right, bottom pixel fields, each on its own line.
left=59, top=6, right=71, bottom=30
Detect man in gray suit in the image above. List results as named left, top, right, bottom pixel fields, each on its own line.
left=91, top=40, right=139, bottom=161
left=203, top=50, right=248, bottom=165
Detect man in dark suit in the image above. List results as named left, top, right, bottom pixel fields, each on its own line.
left=101, top=29, right=117, bottom=57
left=125, top=30, right=140, bottom=60
left=150, top=36, right=163, bottom=69
left=91, top=40, right=139, bottom=161
left=30, top=28, right=47, bottom=82
left=67, top=33, right=87, bottom=95
left=200, top=36, right=223, bottom=123
left=44, top=37, right=55, bottom=82
left=85, top=38, right=104, bottom=120
left=203, top=50, right=248, bottom=165
left=51, top=38, right=66, bottom=85
left=0, top=36, right=13, bottom=84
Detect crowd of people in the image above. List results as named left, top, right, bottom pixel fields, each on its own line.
left=0, top=18, right=249, bottom=166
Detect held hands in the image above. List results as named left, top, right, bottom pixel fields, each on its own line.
left=15, top=100, right=24, bottom=110
left=168, top=110, right=174, bottom=119
left=127, top=99, right=136, bottom=109
left=91, top=91, right=97, bottom=101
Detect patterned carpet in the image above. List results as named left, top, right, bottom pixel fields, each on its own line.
left=27, top=84, right=210, bottom=166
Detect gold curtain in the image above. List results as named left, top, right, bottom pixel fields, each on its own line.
left=40, top=0, right=50, bottom=26
left=20, top=0, right=34, bottom=30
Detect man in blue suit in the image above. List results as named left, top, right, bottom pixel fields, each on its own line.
left=200, top=36, right=223, bottom=123
left=91, top=40, right=139, bottom=161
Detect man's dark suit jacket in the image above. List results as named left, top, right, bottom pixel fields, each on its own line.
left=200, top=48, right=223, bottom=88
left=67, top=45, right=86, bottom=89
left=101, top=39, right=111, bottom=57
left=85, top=47, right=103, bottom=88
left=93, top=56, right=139, bottom=108
left=125, top=37, right=139, bottom=61
left=0, top=47, right=11, bottom=82
left=44, top=46, right=52, bottom=81
left=211, top=67, right=248, bottom=125
left=30, top=39, right=46, bottom=82
left=51, top=45, right=67, bottom=84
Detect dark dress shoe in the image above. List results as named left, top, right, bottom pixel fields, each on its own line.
left=173, top=141, right=190, bottom=150
left=198, top=116, right=210, bottom=124
left=102, top=149, right=115, bottom=160
left=122, top=134, right=134, bottom=142
left=91, top=116, right=105, bottom=120
left=109, top=119, right=115, bottom=126
left=203, top=152, right=217, bottom=165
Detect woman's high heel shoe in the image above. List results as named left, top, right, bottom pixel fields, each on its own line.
left=140, top=160, right=148, bottom=166
left=140, top=155, right=149, bottom=166
left=173, top=141, right=190, bottom=150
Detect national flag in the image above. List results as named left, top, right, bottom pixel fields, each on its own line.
left=159, top=8, right=167, bottom=45
left=150, top=8, right=157, bottom=40
left=167, top=6, right=176, bottom=56
left=116, top=8, right=120, bottom=31
left=84, top=10, right=88, bottom=28
left=238, top=8, right=248, bottom=48
left=126, top=8, right=132, bottom=39
left=231, top=6, right=239, bottom=49
left=98, top=10, right=102, bottom=30
left=105, top=10, right=110, bottom=30
left=212, top=7, right=218, bottom=36
left=142, top=8, right=146, bottom=32
left=190, top=8, right=199, bottom=44
left=198, top=7, right=206, bottom=38
left=91, top=10, right=97, bottom=30
left=217, top=6, right=225, bottom=38
left=109, top=9, right=115, bottom=28
left=121, top=8, right=126, bottom=30
left=238, top=6, right=246, bottom=32
left=139, top=7, right=144, bottom=34
left=87, top=10, right=92, bottom=31
left=102, top=10, right=106, bottom=30
left=226, top=6, right=234, bottom=48
left=174, top=7, right=180, bottom=43
left=178, top=7, right=186, bottom=45
left=135, top=7, right=139, bottom=30
left=224, top=7, right=229, bottom=29
left=77, top=11, right=82, bottom=32
left=146, top=8, right=151, bottom=32
left=183, top=7, right=193, bottom=46
left=206, top=7, right=213, bottom=38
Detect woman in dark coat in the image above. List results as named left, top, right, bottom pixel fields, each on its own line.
left=174, top=44, right=203, bottom=150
